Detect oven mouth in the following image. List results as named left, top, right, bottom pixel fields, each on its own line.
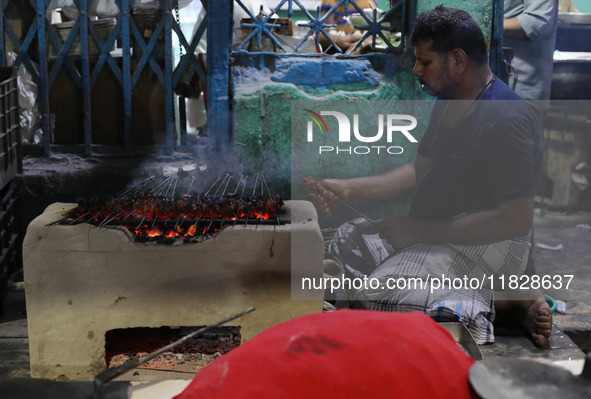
left=105, top=326, right=241, bottom=376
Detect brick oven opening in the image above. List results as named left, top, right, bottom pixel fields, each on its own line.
left=105, top=326, right=241, bottom=375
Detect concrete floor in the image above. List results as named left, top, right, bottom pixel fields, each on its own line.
left=530, top=209, right=591, bottom=352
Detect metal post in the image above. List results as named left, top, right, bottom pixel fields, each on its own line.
left=206, top=0, right=233, bottom=154
left=490, top=0, right=504, bottom=79
left=163, top=0, right=174, bottom=155
left=79, top=0, right=92, bottom=155
left=0, top=0, right=5, bottom=66
left=121, top=0, right=132, bottom=155
left=37, top=0, right=51, bottom=157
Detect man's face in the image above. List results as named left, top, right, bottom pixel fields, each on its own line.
left=412, top=40, right=454, bottom=98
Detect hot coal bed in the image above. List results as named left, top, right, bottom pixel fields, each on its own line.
left=23, top=175, right=323, bottom=380
left=65, top=192, right=289, bottom=245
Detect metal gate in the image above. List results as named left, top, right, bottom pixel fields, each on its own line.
left=0, top=0, right=498, bottom=156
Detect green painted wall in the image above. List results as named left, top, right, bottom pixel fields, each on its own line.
left=231, top=0, right=494, bottom=222
left=418, top=0, right=494, bottom=46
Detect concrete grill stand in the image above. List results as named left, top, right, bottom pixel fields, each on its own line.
left=23, top=200, right=323, bottom=380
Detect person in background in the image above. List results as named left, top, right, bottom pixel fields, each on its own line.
left=320, top=0, right=378, bottom=53
left=504, top=0, right=558, bottom=276
left=320, top=6, right=552, bottom=347
left=187, top=0, right=269, bottom=136
left=503, top=0, right=558, bottom=114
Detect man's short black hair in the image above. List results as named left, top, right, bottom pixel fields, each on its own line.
left=410, top=5, right=488, bottom=65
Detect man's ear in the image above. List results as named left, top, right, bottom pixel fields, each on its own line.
left=451, top=49, right=468, bottom=73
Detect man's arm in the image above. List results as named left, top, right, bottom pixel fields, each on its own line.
left=319, top=154, right=432, bottom=202
left=503, top=17, right=528, bottom=39
left=504, top=0, right=557, bottom=39
left=379, top=195, right=534, bottom=249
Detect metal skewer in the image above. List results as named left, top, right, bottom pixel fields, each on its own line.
left=335, top=198, right=377, bottom=224
left=186, top=176, right=195, bottom=195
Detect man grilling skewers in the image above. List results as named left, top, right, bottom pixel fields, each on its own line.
left=318, top=6, right=552, bottom=347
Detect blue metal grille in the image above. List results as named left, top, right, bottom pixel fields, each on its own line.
left=0, top=0, right=208, bottom=156
left=235, top=0, right=410, bottom=55
left=0, top=0, right=415, bottom=156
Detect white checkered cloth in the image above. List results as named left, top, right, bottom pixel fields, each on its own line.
left=327, top=218, right=531, bottom=344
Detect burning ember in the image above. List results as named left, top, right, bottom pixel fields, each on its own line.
left=56, top=174, right=286, bottom=243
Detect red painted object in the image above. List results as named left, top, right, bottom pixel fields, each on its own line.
left=175, top=309, right=475, bottom=399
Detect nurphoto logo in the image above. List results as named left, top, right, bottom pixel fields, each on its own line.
left=304, top=110, right=419, bottom=155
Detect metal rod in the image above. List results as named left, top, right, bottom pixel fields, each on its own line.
left=166, top=176, right=178, bottom=198
left=174, top=214, right=183, bottom=229
left=253, top=174, right=260, bottom=196
left=91, top=307, right=256, bottom=399
left=99, top=212, right=114, bottom=226
left=136, top=216, right=147, bottom=230
left=122, top=207, right=140, bottom=220
left=190, top=215, right=203, bottom=230
left=214, top=173, right=231, bottom=196
left=204, top=176, right=221, bottom=196
left=90, top=211, right=104, bottom=222
left=244, top=206, right=251, bottom=228
left=186, top=176, right=195, bottom=195
left=222, top=176, right=234, bottom=196
left=45, top=215, right=71, bottom=226
left=116, top=176, right=155, bottom=198
left=179, top=212, right=197, bottom=228
left=100, top=210, right=126, bottom=226
left=335, top=198, right=377, bottom=224
left=152, top=176, right=174, bottom=196
left=164, top=176, right=177, bottom=197
left=228, top=175, right=243, bottom=196
left=150, top=177, right=170, bottom=196
left=261, top=175, right=271, bottom=197
left=69, top=211, right=92, bottom=224
left=240, top=175, right=248, bottom=198
left=205, top=216, right=215, bottom=235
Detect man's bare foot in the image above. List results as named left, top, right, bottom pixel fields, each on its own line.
left=494, top=291, right=553, bottom=348
left=523, top=296, right=552, bottom=347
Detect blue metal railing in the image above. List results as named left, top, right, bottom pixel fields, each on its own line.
left=0, top=0, right=415, bottom=157
left=0, top=0, right=207, bottom=156
left=235, top=0, right=408, bottom=54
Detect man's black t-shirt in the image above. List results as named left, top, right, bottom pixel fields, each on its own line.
left=409, top=77, right=542, bottom=220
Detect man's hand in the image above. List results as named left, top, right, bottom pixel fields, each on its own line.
left=318, top=161, right=419, bottom=203
left=377, top=217, right=423, bottom=250
left=335, top=34, right=362, bottom=53
left=318, top=178, right=356, bottom=200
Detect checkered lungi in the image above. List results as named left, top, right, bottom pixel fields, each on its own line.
left=327, top=218, right=531, bottom=344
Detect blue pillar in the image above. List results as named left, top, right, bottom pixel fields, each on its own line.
left=37, top=0, right=51, bottom=157
left=120, top=0, right=132, bottom=155
left=206, top=1, right=233, bottom=154
left=79, top=0, right=92, bottom=155
left=490, top=0, right=505, bottom=79
left=0, top=0, right=5, bottom=66
left=163, top=0, right=174, bottom=155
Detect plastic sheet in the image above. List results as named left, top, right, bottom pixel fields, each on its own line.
left=6, top=52, right=41, bottom=145
left=46, top=0, right=193, bottom=20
